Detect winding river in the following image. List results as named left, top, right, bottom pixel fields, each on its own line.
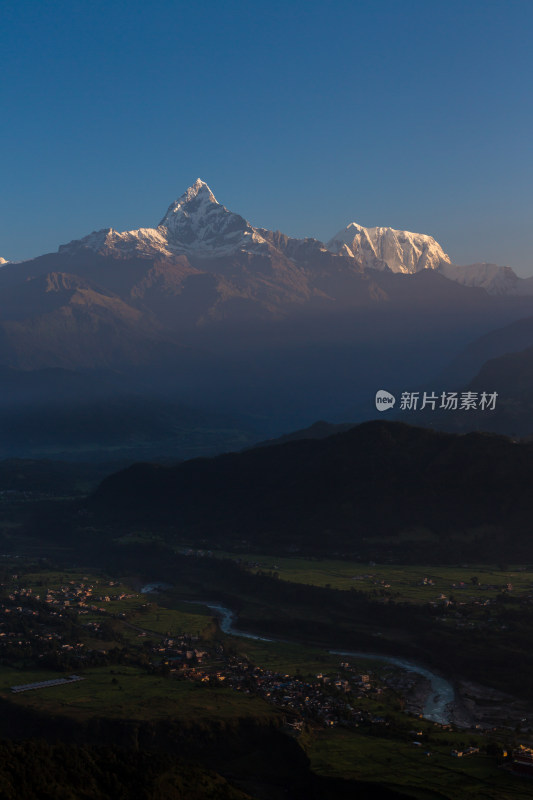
left=187, top=601, right=456, bottom=725
left=140, top=586, right=456, bottom=724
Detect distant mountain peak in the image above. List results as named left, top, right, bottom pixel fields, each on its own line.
left=157, top=179, right=266, bottom=257
left=327, top=222, right=451, bottom=274
left=161, top=178, right=218, bottom=222
left=58, top=179, right=265, bottom=260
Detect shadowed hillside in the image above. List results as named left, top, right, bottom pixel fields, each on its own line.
left=91, top=421, right=533, bottom=562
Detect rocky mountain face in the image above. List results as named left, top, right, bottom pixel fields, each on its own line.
left=59, top=180, right=268, bottom=260
left=327, top=222, right=450, bottom=273
left=327, top=221, right=532, bottom=296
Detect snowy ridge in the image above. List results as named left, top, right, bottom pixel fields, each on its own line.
left=57, top=180, right=532, bottom=296
left=325, top=221, right=532, bottom=295
left=59, top=227, right=173, bottom=259
left=327, top=222, right=451, bottom=273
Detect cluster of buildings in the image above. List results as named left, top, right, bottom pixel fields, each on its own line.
left=151, top=636, right=388, bottom=728
left=3, top=577, right=137, bottom=613
left=0, top=596, right=90, bottom=662
left=36, top=580, right=137, bottom=614
left=0, top=578, right=131, bottom=662
left=451, top=746, right=480, bottom=758
left=511, top=746, right=533, bottom=777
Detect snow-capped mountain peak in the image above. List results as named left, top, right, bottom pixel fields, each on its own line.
left=60, top=180, right=269, bottom=259
left=159, top=178, right=218, bottom=225
left=327, top=222, right=451, bottom=273
left=157, top=178, right=267, bottom=257
left=325, top=222, right=532, bottom=295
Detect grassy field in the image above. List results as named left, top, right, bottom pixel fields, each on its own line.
left=212, top=553, right=533, bottom=603
left=0, top=569, right=277, bottom=724
left=123, top=601, right=216, bottom=638
left=230, top=636, right=390, bottom=680
left=0, top=664, right=277, bottom=723
left=306, top=728, right=532, bottom=800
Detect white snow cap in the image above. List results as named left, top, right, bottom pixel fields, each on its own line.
left=326, top=222, right=526, bottom=294
left=160, top=178, right=218, bottom=223
left=157, top=179, right=268, bottom=257
left=60, top=179, right=267, bottom=259
left=327, top=222, right=451, bottom=273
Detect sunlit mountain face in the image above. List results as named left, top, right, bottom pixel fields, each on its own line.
left=1, top=179, right=533, bottom=459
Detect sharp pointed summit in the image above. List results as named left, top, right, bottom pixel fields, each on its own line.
left=60, top=179, right=269, bottom=259
left=157, top=178, right=267, bottom=257
left=160, top=179, right=218, bottom=226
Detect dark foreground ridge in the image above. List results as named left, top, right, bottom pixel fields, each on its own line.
left=92, top=420, right=533, bottom=562
left=0, top=707, right=407, bottom=800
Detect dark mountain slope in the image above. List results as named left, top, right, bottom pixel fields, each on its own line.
left=92, top=421, right=533, bottom=562
left=254, top=420, right=358, bottom=448
left=438, top=313, right=533, bottom=387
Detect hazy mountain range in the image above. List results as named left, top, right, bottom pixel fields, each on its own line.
left=2, top=178, right=533, bottom=456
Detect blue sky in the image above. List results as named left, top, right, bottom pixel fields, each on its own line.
left=2, top=0, right=532, bottom=274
